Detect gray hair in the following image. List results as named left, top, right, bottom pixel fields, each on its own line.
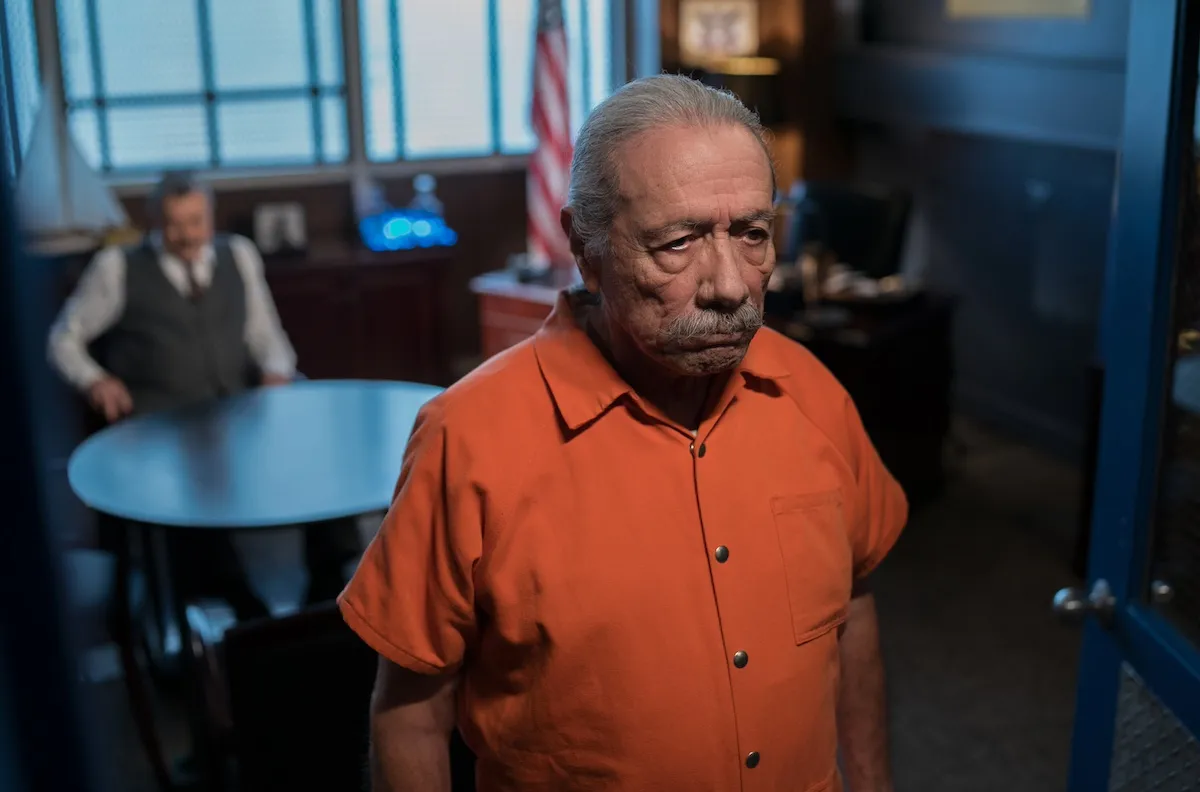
left=146, top=170, right=213, bottom=225
left=566, top=73, right=775, bottom=262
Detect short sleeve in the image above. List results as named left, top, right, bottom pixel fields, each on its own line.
left=843, top=395, right=909, bottom=579
left=338, top=401, right=481, bottom=674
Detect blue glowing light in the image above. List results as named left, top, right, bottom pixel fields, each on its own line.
left=359, top=209, right=458, bottom=252
left=382, top=217, right=412, bottom=238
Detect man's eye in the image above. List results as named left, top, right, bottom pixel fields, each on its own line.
left=743, top=228, right=770, bottom=244
left=664, top=236, right=692, bottom=252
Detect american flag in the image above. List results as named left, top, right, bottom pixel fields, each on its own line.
left=527, top=0, right=573, bottom=270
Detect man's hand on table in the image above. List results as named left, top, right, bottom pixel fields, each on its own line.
left=88, top=376, right=133, bottom=423
left=261, top=372, right=292, bottom=387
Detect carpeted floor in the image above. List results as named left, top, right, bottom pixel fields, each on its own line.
left=75, top=418, right=1084, bottom=792
left=874, top=420, right=1083, bottom=791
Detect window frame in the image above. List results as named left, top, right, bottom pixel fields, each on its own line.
left=0, top=0, right=22, bottom=182
left=1, top=0, right=40, bottom=182
left=358, top=0, right=607, bottom=163
left=59, top=0, right=348, bottom=174
left=30, top=0, right=654, bottom=193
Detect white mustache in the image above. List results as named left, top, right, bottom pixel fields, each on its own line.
left=660, top=302, right=764, bottom=343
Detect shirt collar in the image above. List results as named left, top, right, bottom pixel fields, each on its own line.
left=533, top=289, right=791, bottom=432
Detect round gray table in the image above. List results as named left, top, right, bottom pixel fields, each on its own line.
left=66, top=379, right=442, bottom=792
left=69, top=379, right=442, bottom=528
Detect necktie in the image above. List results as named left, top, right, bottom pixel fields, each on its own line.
left=184, top=261, right=205, bottom=302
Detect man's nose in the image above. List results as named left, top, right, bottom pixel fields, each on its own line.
left=698, top=236, right=750, bottom=308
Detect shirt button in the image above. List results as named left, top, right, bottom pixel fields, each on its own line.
left=746, top=751, right=760, bottom=769
left=714, top=545, right=729, bottom=563
left=733, top=650, right=748, bottom=668
left=697, top=443, right=707, bottom=458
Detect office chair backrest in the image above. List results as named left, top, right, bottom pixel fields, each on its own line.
left=222, top=602, right=479, bottom=790
left=783, top=182, right=912, bottom=281
left=222, top=602, right=378, bottom=790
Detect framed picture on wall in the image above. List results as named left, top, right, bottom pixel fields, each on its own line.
left=678, top=0, right=759, bottom=67
left=253, top=202, right=307, bottom=256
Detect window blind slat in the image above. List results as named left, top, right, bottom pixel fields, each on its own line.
left=209, top=0, right=307, bottom=91
left=97, top=0, right=203, bottom=96
left=107, top=105, right=208, bottom=169
left=219, top=98, right=314, bottom=165
left=399, top=0, right=491, bottom=160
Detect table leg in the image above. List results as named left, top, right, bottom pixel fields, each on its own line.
left=109, top=520, right=175, bottom=792
left=139, top=526, right=175, bottom=679
left=164, top=529, right=222, bottom=792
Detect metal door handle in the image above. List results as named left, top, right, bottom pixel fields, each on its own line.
left=1053, top=579, right=1115, bottom=626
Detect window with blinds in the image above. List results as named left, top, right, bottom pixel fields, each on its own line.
left=57, top=0, right=347, bottom=173
left=359, top=0, right=612, bottom=162
left=37, top=0, right=615, bottom=175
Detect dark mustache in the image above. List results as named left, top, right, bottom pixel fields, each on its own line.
left=660, top=301, right=764, bottom=344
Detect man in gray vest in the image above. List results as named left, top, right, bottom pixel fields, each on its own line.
left=49, top=171, right=358, bottom=619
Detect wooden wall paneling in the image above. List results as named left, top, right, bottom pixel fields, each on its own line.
left=356, top=263, right=441, bottom=383
left=794, top=0, right=852, bottom=182
left=377, top=170, right=528, bottom=369
left=660, top=0, right=680, bottom=66
left=755, top=0, right=806, bottom=187
left=265, top=250, right=450, bottom=384
left=121, top=182, right=355, bottom=244
left=264, top=265, right=357, bottom=381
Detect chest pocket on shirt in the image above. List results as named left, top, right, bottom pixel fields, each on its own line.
left=772, top=490, right=853, bottom=645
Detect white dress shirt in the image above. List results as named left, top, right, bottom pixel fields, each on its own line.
left=47, top=234, right=298, bottom=392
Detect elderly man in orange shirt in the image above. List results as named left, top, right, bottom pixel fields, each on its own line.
left=339, top=74, right=908, bottom=792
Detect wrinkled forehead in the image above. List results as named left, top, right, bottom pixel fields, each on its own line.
left=612, top=123, right=775, bottom=230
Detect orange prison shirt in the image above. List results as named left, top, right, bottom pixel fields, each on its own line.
left=339, top=291, right=908, bottom=792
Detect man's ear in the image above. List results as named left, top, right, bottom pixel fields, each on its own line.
left=561, top=207, right=600, bottom=292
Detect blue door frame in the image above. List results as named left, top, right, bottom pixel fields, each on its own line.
left=1069, top=1, right=1200, bottom=789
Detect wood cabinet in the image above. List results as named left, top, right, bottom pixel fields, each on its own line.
left=469, top=269, right=573, bottom=359
left=265, top=247, right=448, bottom=384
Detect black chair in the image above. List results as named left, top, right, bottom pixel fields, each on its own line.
left=187, top=601, right=478, bottom=791
left=782, top=181, right=913, bottom=281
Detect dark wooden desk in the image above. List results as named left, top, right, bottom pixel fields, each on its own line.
left=766, top=295, right=956, bottom=505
